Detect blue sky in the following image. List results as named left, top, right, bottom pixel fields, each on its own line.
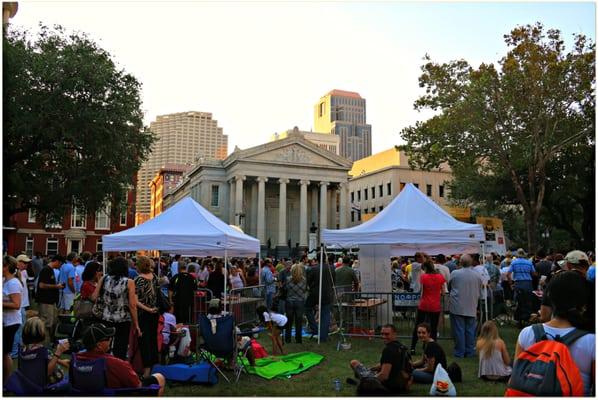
left=11, top=1, right=596, bottom=154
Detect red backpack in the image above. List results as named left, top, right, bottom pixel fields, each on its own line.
left=506, top=324, right=588, bottom=396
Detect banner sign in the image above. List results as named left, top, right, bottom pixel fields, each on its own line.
left=476, top=216, right=507, bottom=256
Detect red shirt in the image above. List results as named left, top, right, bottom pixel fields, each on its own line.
left=80, top=281, right=96, bottom=300
left=418, top=273, right=446, bottom=312
left=76, top=351, right=141, bottom=388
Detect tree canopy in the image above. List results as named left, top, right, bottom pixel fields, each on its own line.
left=3, top=25, right=155, bottom=223
left=400, top=22, right=595, bottom=253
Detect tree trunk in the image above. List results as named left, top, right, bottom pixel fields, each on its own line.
left=524, top=211, right=539, bottom=255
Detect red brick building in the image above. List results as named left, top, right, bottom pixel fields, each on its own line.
left=3, top=190, right=136, bottom=257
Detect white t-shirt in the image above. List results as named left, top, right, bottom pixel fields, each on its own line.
left=517, top=324, right=595, bottom=395
left=411, top=262, right=422, bottom=293
left=473, top=264, right=490, bottom=299
left=435, top=263, right=451, bottom=294
left=3, top=277, right=22, bottom=326
left=162, top=312, right=177, bottom=344
left=263, top=311, right=288, bottom=327
left=19, top=270, right=30, bottom=308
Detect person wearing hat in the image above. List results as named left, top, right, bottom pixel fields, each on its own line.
left=506, top=248, right=537, bottom=327
left=76, top=323, right=165, bottom=395
left=538, top=250, right=594, bottom=332
left=36, top=255, right=66, bottom=342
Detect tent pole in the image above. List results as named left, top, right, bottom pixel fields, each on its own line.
left=257, top=252, right=261, bottom=286
left=224, top=249, right=228, bottom=310
left=102, top=251, right=106, bottom=275
left=317, top=244, right=323, bottom=345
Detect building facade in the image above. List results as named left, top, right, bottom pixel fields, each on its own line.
left=348, top=147, right=455, bottom=225
left=164, top=132, right=352, bottom=256
left=136, top=111, right=228, bottom=225
left=3, top=190, right=136, bottom=257
left=149, top=164, right=191, bottom=218
left=271, top=126, right=340, bottom=155
left=314, top=89, right=372, bottom=162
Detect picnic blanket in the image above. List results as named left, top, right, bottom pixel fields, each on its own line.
left=241, top=351, right=324, bottom=379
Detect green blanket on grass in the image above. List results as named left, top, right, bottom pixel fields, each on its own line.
left=240, top=351, right=324, bottom=379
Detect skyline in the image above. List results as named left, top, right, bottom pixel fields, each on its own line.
left=10, top=1, right=596, bottom=155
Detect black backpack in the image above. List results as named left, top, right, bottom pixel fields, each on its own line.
left=390, top=341, right=413, bottom=393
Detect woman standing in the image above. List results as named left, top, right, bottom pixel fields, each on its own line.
left=91, top=256, right=140, bottom=360
left=476, top=320, right=512, bottom=381
left=134, top=256, right=160, bottom=379
left=207, top=260, right=225, bottom=300
left=80, top=262, right=102, bottom=300
left=3, top=256, right=22, bottom=380
left=229, top=266, right=245, bottom=291
left=410, top=259, right=445, bottom=354
left=284, top=263, right=307, bottom=344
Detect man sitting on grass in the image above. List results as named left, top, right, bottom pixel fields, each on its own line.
left=349, top=324, right=413, bottom=395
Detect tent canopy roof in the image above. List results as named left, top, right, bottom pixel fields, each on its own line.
left=103, top=197, right=260, bottom=256
left=322, top=183, right=484, bottom=254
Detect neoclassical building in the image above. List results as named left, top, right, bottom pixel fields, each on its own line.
left=163, top=132, right=352, bottom=256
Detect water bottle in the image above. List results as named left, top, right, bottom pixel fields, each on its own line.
left=333, top=378, right=341, bottom=392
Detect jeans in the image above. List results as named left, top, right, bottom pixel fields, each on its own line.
left=265, top=291, right=274, bottom=309
left=11, top=308, right=26, bottom=357
left=305, top=303, right=332, bottom=342
left=412, top=369, right=434, bottom=383
left=450, top=313, right=476, bottom=358
left=285, top=300, right=305, bottom=343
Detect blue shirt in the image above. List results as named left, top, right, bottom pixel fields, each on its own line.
left=170, top=261, right=179, bottom=277
left=59, top=262, right=75, bottom=294
left=128, top=268, right=138, bottom=279
left=587, top=265, right=595, bottom=283
left=260, top=267, right=276, bottom=294
left=73, top=265, right=85, bottom=293
left=508, top=258, right=535, bottom=283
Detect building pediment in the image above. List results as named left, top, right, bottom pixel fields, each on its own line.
left=224, top=135, right=352, bottom=169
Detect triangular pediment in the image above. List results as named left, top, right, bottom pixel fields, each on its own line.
left=224, top=135, right=352, bottom=169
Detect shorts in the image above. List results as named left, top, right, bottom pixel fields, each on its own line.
left=4, top=324, right=20, bottom=355
left=60, top=292, right=75, bottom=311
left=39, top=303, right=58, bottom=329
left=141, top=375, right=160, bottom=387
left=352, top=362, right=376, bottom=380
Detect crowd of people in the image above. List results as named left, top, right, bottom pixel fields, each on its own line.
left=2, top=246, right=595, bottom=395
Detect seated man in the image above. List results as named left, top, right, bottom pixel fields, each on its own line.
left=76, top=323, right=166, bottom=396
left=350, top=324, right=413, bottom=394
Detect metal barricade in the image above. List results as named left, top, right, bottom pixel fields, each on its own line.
left=227, top=285, right=265, bottom=327
left=192, top=288, right=214, bottom=323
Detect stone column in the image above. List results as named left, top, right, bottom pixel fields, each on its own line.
left=339, top=182, right=348, bottom=228
left=228, top=178, right=236, bottom=224
left=299, top=180, right=310, bottom=247
left=234, top=175, right=245, bottom=227
left=328, top=183, right=336, bottom=228
left=319, top=182, right=329, bottom=242
left=311, top=186, right=319, bottom=225
left=256, top=177, right=268, bottom=243
left=250, top=181, right=258, bottom=237
left=278, top=178, right=289, bottom=246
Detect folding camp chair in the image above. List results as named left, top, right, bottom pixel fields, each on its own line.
left=4, top=346, right=70, bottom=395
left=198, top=313, right=248, bottom=383
left=69, top=353, right=160, bottom=396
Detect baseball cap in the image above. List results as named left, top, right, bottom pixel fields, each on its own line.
left=82, top=323, right=116, bottom=350
left=16, top=254, right=31, bottom=263
left=50, top=254, right=66, bottom=263
left=564, top=250, right=589, bottom=265
left=516, top=248, right=527, bottom=257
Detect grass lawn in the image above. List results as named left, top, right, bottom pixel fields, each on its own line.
left=166, top=319, right=520, bottom=396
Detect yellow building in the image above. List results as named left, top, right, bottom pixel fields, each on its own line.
left=149, top=164, right=190, bottom=219
left=348, top=146, right=469, bottom=225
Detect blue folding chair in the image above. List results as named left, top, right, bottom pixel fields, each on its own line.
left=69, top=353, right=160, bottom=396
left=198, top=314, right=240, bottom=382
left=4, top=346, right=70, bottom=395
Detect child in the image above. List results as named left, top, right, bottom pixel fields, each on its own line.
left=476, top=320, right=512, bottom=382
left=256, top=305, right=287, bottom=355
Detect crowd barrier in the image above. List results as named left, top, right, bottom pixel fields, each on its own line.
left=226, top=285, right=265, bottom=327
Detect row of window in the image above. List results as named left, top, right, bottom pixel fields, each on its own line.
left=24, top=237, right=103, bottom=257
left=351, top=182, right=392, bottom=203
left=350, top=205, right=385, bottom=222
left=28, top=207, right=127, bottom=230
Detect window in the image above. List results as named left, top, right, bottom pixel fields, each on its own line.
left=426, top=184, right=432, bottom=196
left=319, top=102, right=325, bottom=117
left=387, top=182, right=391, bottom=196
left=379, top=206, right=384, bottom=212
left=379, top=185, right=383, bottom=197
left=439, top=185, right=445, bottom=198
left=47, top=238, right=58, bottom=256
left=371, top=187, right=375, bottom=199
left=351, top=211, right=355, bottom=222
left=211, top=185, right=220, bottom=207
left=351, top=192, right=354, bottom=203
left=96, top=241, right=103, bottom=252
left=45, top=217, right=62, bottom=229
left=413, top=183, right=419, bottom=189
left=364, top=189, right=368, bottom=200
left=95, top=205, right=110, bottom=230
left=71, top=206, right=86, bottom=228
left=357, top=211, right=361, bottom=221
left=357, top=190, right=361, bottom=201
left=119, top=212, right=127, bottom=226
left=25, top=238, right=33, bottom=257
left=28, top=209, right=36, bottom=223
left=400, top=182, right=406, bottom=191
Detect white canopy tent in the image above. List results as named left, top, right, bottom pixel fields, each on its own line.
left=102, top=196, right=260, bottom=306
left=322, top=183, right=485, bottom=255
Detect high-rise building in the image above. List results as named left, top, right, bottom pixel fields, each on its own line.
left=135, top=111, right=228, bottom=224
left=314, top=89, right=372, bottom=162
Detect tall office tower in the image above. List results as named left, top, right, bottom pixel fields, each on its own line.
left=313, top=89, right=372, bottom=162
left=135, top=111, right=228, bottom=224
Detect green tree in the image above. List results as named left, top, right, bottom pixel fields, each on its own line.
left=4, top=25, right=155, bottom=223
left=401, top=23, right=595, bottom=253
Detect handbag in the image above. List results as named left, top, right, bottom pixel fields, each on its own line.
left=73, top=295, right=94, bottom=319
left=91, top=277, right=107, bottom=320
